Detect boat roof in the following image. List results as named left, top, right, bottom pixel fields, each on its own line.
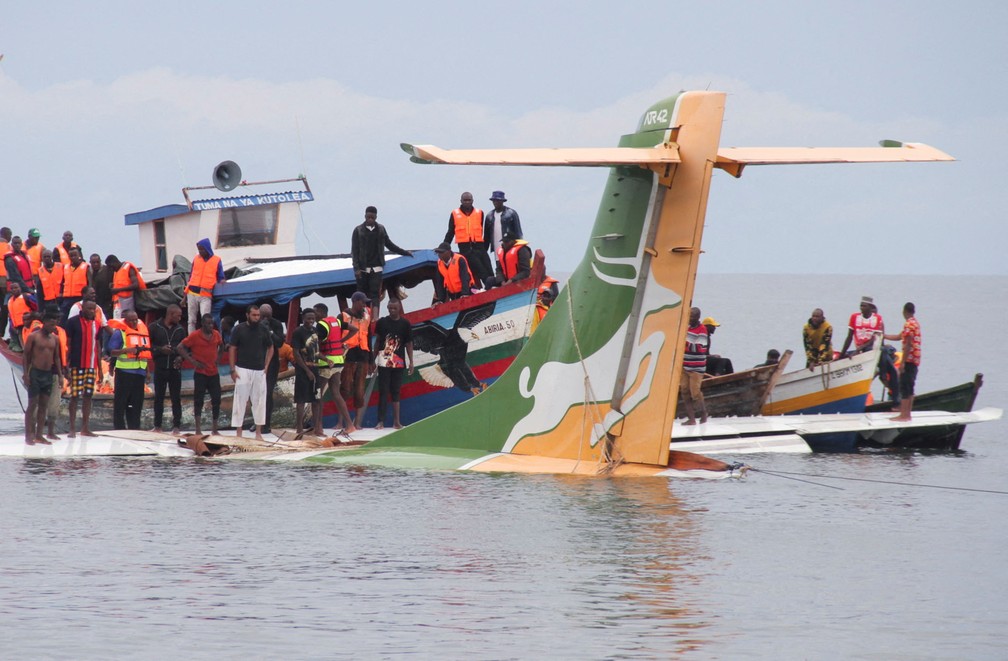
left=212, top=250, right=440, bottom=308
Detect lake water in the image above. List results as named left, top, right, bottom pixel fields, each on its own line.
left=1, top=274, right=1005, bottom=660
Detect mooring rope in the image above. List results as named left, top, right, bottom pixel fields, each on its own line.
left=9, top=363, right=26, bottom=414
left=753, top=468, right=1008, bottom=495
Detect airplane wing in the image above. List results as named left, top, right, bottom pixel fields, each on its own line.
left=401, top=143, right=680, bottom=167
left=714, top=141, right=955, bottom=177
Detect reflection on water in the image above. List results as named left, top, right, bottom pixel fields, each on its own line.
left=1, top=459, right=718, bottom=658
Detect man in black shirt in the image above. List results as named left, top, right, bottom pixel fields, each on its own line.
left=257, top=303, right=286, bottom=434
left=149, top=304, right=187, bottom=433
left=351, top=205, right=412, bottom=318
left=228, top=304, right=273, bottom=440
left=291, top=307, right=323, bottom=437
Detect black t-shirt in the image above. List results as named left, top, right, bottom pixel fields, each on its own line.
left=291, top=325, right=319, bottom=372
left=230, top=321, right=272, bottom=370
left=375, top=316, right=412, bottom=368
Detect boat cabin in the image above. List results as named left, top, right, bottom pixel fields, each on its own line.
left=123, top=179, right=314, bottom=273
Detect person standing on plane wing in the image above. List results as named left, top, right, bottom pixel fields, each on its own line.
left=177, top=313, right=225, bottom=435
left=257, top=303, right=285, bottom=434
left=884, top=302, right=922, bottom=422
left=351, top=206, right=412, bottom=319
left=107, top=309, right=152, bottom=430
left=484, top=190, right=523, bottom=255
left=62, top=300, right=103, bottom=438
left=22, top=312, right=62, bottom=445
left=680, top=307, right=709, bottom=425
left=185, top=239, right=225, bottom=334
left=444, top=192, right=492, bottom=289
left=229, top=304, right=273, bottom=440
left=149, top=304, right=186, bottom=434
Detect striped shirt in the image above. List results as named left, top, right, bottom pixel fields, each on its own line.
left=683, top=323, right=709, bottom=372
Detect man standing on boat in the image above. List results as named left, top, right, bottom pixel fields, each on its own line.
left=22, top=311, right=63, bottom=445
left=839, top=296, right=884, bottom=357
left=0, top=227, right=11, bottom=334
left=314, top=302, right=357, bottom=435
left=340, top=292, right=372, bottom=428
left=803, top=308, right=834, bottom=367
left=257, top=303, right=286, bottom=434
left=149, top=304, right=186, bottom=434
left=177, top=314, right=224, bottom=435
left=680, top=307, right=709, bottom=425
left=229, top=304, right=273, bottom=440
left=432, top=243, right=474, bottom=303
left=107, top=309, right=152, bottom=430
left=6, top=280, right=37, bottom=352
left=90, top=253, right=114, bottom=321
left=106, top=255, right=145, bottom=320
left=35, top=249, right=64, bottom=313
left=24, top=228, right=44, bottom=277
left=444, top=192, right=492, bottom=289
left=484, top=191, right=523, bottom=256
left=485, top=232, right=532, bottom=288
left=351, top=206, right=412, bottom=319
left=62, top=300, right=103, bottom=438
left=884, top=302, right=921, bottom=422
left=60, top=249, right=90, bottom=322
left=185, top=239, right=225, bottom=334
left=52, top=231, right=80, bottom=266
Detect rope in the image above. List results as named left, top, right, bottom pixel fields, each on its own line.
left=754, top=468, right=1008, bottom=495
left=561, top=284, right=613, bottom=473
left=9, top=363, right=26, bottom=413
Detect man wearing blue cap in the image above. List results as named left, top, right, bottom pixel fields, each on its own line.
left=485, top=190, right=523, bottom=256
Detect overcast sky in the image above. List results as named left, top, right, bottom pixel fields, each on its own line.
left=1, top=1, right=1005, bottom=275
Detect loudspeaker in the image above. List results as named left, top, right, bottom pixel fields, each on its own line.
left=212, top=161, right=242, bottom=192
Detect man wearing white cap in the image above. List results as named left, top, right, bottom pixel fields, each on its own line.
left=839, top=295, right=884, bottom=357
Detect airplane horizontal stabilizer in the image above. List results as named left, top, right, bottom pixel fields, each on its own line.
left=399, top=143, right=680, bottom=166
left=714, top=143, right=955, bottom=177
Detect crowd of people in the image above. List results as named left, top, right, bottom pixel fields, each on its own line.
left=675, top=295, right=923, bottom=427
left=9, top=190, right=555, bottom=444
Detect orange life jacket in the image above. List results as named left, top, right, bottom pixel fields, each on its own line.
left=185, top=254, right=221, bottom=297
left=22, top=319, right=42, bottom=346
left=0, top=240, right=10, bottom=259
left=341, top=308, right=370, bottom=351
left=54, top=242, right=80, bottom=266
left=437, top=254, right=474, bottom=294
left=38, top=263, right=64, bottom=302
left=7, top=295, right=33, bottom=328
left=62, top=262, right=90, bottom=299
left=538, top=277, right=559, bottom=296
left=25, top=242, right=45, bottom=276
left=112, top=262, right=146, bottom=302
left=495, top=240, right=529, bottom=281
left=452, top=208, right=485, bottom=244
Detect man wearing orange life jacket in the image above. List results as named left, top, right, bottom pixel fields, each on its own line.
left=340, top=291, right=372, bottom=428
left=35, top=249, right=64, bottom=311
left=486, top=232, right=532, bottom=289
left=24, top=228, right=44, bottom=277
left=62, top=300, right=104, bottom=438
left=52, top=231, right=81, bottom=266
left=313, top=301, right=358, bottom=434
left=60, top=249, right=91, bottom=321
left=443, top=192, right=492, bottom=289
left=6, top=281, right=37, bottom=352
left=106, top=254, right=146, bottom=320
left=107, top=309, right=152, bottom=430
left=432, top=242, right=474, bottom=304
left=185, top=239, right=224, bottom=334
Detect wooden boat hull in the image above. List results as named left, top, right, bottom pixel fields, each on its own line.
left=678, top=350, right=792, bottom=418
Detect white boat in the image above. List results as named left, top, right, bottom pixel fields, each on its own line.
left=763, top=344, right=882, bottom=416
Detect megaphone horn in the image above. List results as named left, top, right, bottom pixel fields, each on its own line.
left=212, top=161, right=242, bottom=192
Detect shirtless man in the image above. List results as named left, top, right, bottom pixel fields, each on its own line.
left=22, top=313, right=63, bottom=445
